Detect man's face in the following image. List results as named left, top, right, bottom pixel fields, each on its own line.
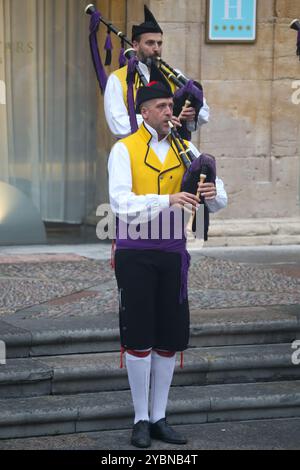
left=133, top=33, right=163, bottom=63
left=141, top=97, right=173, bottom=137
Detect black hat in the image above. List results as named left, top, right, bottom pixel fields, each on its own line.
left=132, top=5, right=163, bottom=42
left=136, top=81, right=173, bottom=112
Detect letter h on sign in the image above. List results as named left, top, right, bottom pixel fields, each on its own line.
left=223, top=0, right=243, bottom=20
left=206, top=0, right=257, bottom=43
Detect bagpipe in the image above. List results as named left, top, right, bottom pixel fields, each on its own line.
left=290, top=19, right=300, bottom=60
left=85, top=4, right=215, bottom=239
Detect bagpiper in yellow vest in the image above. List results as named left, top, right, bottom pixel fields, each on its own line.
left=119, top=123, right=188, bottom=196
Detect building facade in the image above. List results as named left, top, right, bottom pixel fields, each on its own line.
left=0, top=0, right=299, bottom=245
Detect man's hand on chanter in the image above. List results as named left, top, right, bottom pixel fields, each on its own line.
left=170, top=116, right=182, bottom=128
left=198, top=182, right=217, bottom=201
left=178, top=106, right=196, bottom=123
left=169, top=192, right=200, bottom=213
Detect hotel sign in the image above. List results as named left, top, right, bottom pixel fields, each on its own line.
left=206, top=0, right=257, bottom=43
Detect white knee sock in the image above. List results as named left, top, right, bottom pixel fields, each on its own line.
left=150, top=351, right=176, bottom=424
left=125, top=351, right=151, bottom=424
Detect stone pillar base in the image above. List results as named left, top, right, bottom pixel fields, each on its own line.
left=203, top=218, right=300, bottom=247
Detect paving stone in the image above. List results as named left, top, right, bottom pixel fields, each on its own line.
left=1, top=256, right=299, bottom=320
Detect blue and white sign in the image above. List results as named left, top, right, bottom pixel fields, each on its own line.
left=207, top=0, right=257, bottom=42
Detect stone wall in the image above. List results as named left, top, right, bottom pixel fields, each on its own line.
left=122, top=0, right=300, bottom=244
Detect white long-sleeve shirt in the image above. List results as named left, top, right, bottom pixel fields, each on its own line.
left=108, top=122, right=227, bottom=223
left=104, top=62, right=210, bottom=139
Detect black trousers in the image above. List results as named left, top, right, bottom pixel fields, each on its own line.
left=114, top=249, right=190, bottom=351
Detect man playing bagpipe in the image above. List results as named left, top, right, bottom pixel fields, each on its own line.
left=102, top=5, right=210, bottom=139
left=108, top=81, right=227, bottom=448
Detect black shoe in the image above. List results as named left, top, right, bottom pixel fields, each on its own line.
left=131, top=420, right=151, bottom=448
left=150, top=418, right=187, bottom=445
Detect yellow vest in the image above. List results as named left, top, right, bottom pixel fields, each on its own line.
left=112, top=65, right=177, bottom=112
left=120, top=123, right=187, bottom=196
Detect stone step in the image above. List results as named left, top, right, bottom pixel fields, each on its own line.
left=2, top=418, right=300, bottom=450
left=0, top=344, right=299, bottom=399
left=0, top=380, right=300, bottom=439
left=1, top=305, right=299, bottom=358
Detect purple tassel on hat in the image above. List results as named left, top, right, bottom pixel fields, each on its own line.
left=104, top=30, right=113, bottom=66
left=119, top=40, right=127, bottom=68
left=88, top=10, right=108, bottom=93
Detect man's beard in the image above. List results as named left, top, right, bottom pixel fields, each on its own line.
left=139, top=53, right=159, bottom=67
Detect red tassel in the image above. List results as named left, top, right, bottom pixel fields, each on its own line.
left=180, top=352, right=184, bottom=369
left=120, top=347, right=125, bottom=369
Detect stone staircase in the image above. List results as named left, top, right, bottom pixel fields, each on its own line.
left=0, top=304, right=300, bottom=439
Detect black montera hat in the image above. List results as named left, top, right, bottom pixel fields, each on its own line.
left=136, top=81, right=173, bottom=112
left=132, top=5, right=163, bottom=41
